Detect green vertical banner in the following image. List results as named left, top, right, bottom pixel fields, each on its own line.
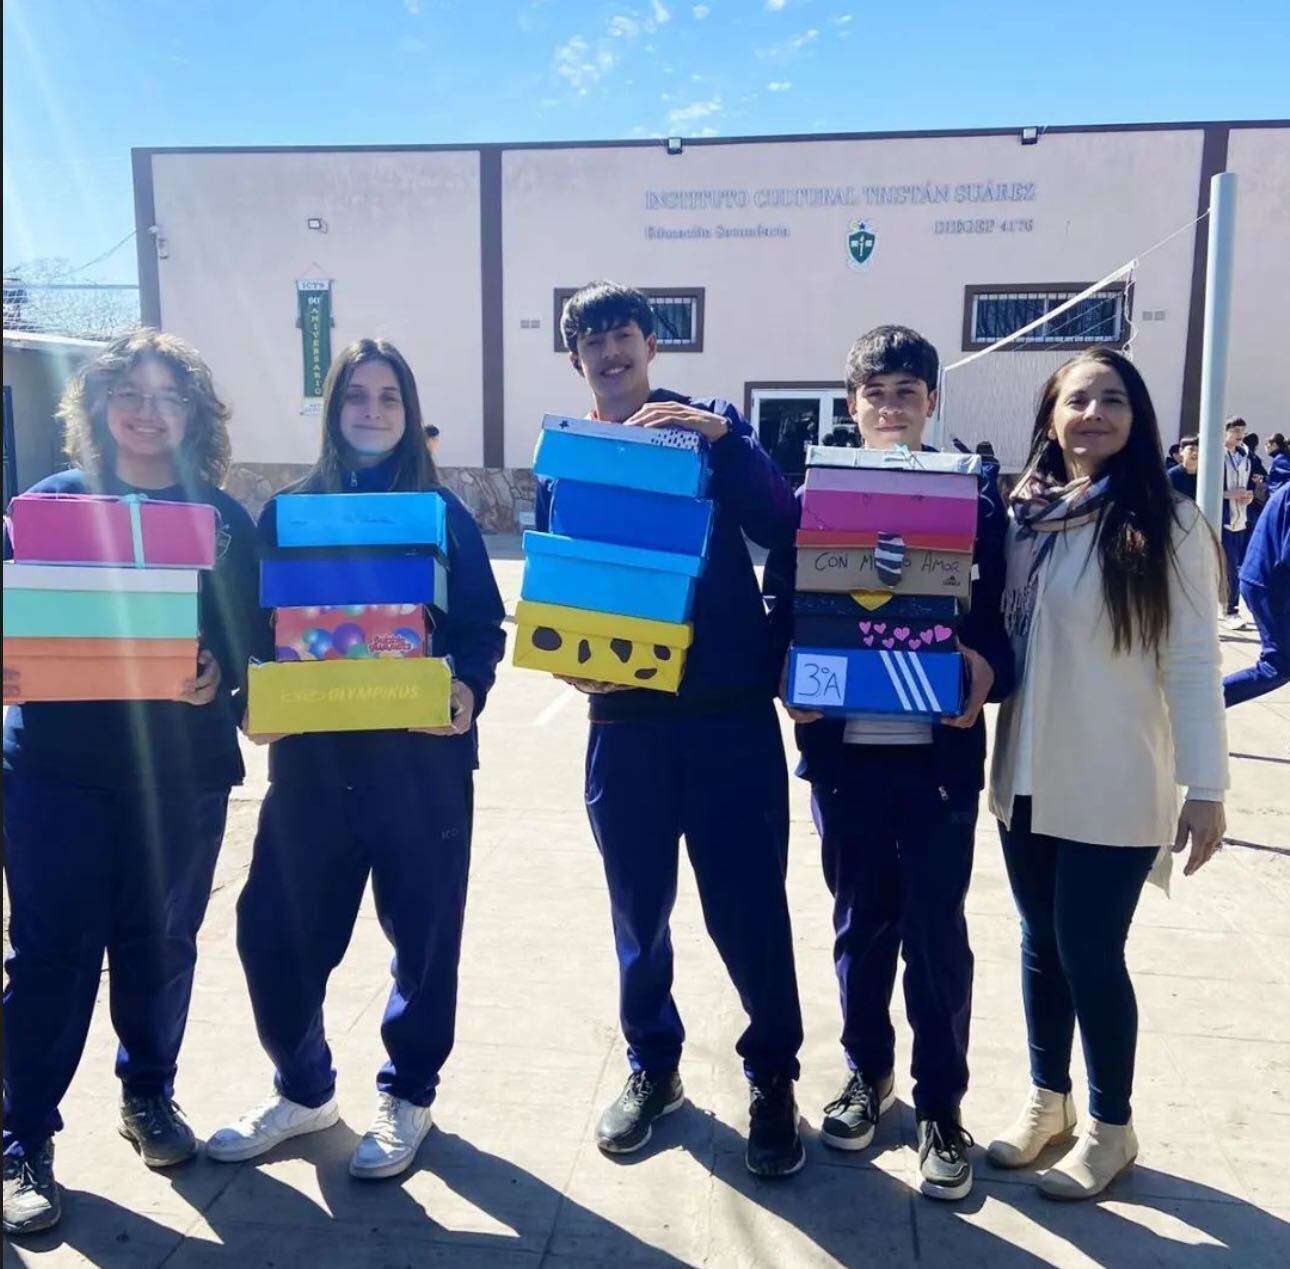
left=297, top=279, right=332, bottom=411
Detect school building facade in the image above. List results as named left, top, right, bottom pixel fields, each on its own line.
left=130, top=119, right=1289, bottom=528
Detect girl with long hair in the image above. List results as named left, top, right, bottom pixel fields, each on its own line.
left=3, top=330, right=260, bottom=1236
left=207, top=339, right=505, bottom=1181
left=985, top=348, right=1228, bottom=1199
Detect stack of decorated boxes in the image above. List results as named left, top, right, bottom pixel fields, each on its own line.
left=785, top=446, right=981, bottom=720
left=247, top=492, right=453, bottom=733
left=3, top=493, right=215, bottom=702
left=513, top=416, right=714, bottom=692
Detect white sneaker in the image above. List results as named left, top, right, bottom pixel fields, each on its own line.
left=349, top=1093, right=434, bottom=1180
left=1039, top=1117, right=1138, bottom=1200
left=986, top=1086, right=1078, bottom=1169
left=1222, top=613, right=1248, bottom=631
left=206, top=1093, right=340, bottom=1162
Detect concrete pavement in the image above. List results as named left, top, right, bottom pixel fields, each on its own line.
left=4, top=549, right=1289, bottom=1268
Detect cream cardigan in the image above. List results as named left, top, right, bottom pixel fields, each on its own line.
left=989, top=496, right=1229, bottom=850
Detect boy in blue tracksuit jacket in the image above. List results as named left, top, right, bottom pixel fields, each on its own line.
left=763, top=326, right=1013, bottom=1202
left=1224, top=480, right=1290, bottom=706
left=206, top=340, right=506, bottom=1182
left=536, top=282, right=806, bottom=1177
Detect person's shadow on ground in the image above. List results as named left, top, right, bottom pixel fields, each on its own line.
left=607, top=1093, right=1290, bottom=1268
left=2, top=1118, right=694, bottom=1268
left=7, top=1104, right=1288, bottom=1267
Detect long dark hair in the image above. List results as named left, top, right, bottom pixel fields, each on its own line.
left=1022, top=348, right=1180, bottom=654
left=297, top=338, right=439, bottom=493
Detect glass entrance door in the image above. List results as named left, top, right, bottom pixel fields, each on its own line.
left=752, top=387, right=852, bottom=485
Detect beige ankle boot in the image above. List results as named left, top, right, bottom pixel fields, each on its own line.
left=986, top=1087, right=1078, bottom=1169
left=1039, top=1118, right=1138, bottom=1200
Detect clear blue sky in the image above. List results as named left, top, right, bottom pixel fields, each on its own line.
left=4, top=0, right=1287, bottom=285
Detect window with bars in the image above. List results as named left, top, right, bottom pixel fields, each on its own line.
left=553, top=288, right=705, bottom=353
left=961, top=283, right=1129, bottom=351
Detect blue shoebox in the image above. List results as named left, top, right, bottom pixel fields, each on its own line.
left=786, top=645, right=964, bottom=719
left=261, top=554, right=448, bottom=610
left=275, top=492, right=448, bottom=554
left=533, top=416, right=710, bottom=498
left=550, top=481, right=715, bottom=557
left=520, top=531, right=702, bottom=624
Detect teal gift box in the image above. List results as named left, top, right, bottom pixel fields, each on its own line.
left=533, top=415, right=710, bottom=498
left=520, top=531, right=703, bottom=624
left=2, top=563, right=200, bottom=639
left=275, top=492, right=448, bottom=555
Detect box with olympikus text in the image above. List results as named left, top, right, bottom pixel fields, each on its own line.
left=533, top=415, right=710, bottom=498
left=6, top=493, right=217, bottom=569
left=274, top=492, right=448, bottom=555
left=246, top=656, right=452, bottom=734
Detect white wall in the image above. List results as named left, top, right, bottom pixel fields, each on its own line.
left=501, top=128, right=1205, bottom=469
left=1224, top=127, right=1290, bottom=442
left=146, top=126, right=1287, bottom=478
left=151, top=149, right=484, bottom=468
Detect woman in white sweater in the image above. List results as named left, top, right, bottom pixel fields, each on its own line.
left=986, top=348, right=1228, bottom=1200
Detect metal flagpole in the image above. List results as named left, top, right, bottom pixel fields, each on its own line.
left=1196, top=172, right=1237, bottom=534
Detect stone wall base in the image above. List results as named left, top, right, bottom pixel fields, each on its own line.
left=224, top=463, right=537, bottom=533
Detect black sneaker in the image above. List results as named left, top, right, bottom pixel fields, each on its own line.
left=820, top=1071, right=896, bottom=1151
left=118, top=1092, right=199, bottom=1168
left=917, top=1114, right=975, bottom=1201
left=596, top=1070, right=684, bottom=1154
left=2, top=1140, right=61, bottom=1236
left=746, top=1075, right=806, bottom=1178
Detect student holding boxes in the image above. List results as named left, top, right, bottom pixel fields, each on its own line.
left=207, top=339, right=505, bottom=1182
left=764, top=326, right=1013, bottom=1202
left=2, top=331, right=260, bottom=1235
left=525, top=282, right=807, bottom=1178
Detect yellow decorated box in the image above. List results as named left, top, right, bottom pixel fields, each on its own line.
left=247, top=657, right=452, bottom=734
left=513, top=600, right=692, bottom=693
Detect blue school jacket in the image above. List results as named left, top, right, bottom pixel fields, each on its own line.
left=534, top=389, right=798, bottom=720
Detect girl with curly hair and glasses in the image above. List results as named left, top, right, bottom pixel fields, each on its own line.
left=2, top=329, right=261, bottom=1236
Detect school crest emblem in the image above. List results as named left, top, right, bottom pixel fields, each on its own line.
left=847, top=220, right=876, bottom=269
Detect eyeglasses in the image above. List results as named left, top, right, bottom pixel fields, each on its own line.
left=108, top=388, right=190, bottom=421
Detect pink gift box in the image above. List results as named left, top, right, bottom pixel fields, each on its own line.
left=7, top=493, right=217, bottom=569
left=801, top=468, right=977, bottom=548
left=274, top=604, right=427, bottom=661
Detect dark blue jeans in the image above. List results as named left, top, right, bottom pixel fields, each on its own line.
left=1222, top=527, right=1247, bottom=613
left=811, top=747, right=977, bottom=1119
left=998, top=798, right=1156, bottom=1125
left=584, top=703, right=803, bottom=1083
left=3, top=772, right=228, bottom=1156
